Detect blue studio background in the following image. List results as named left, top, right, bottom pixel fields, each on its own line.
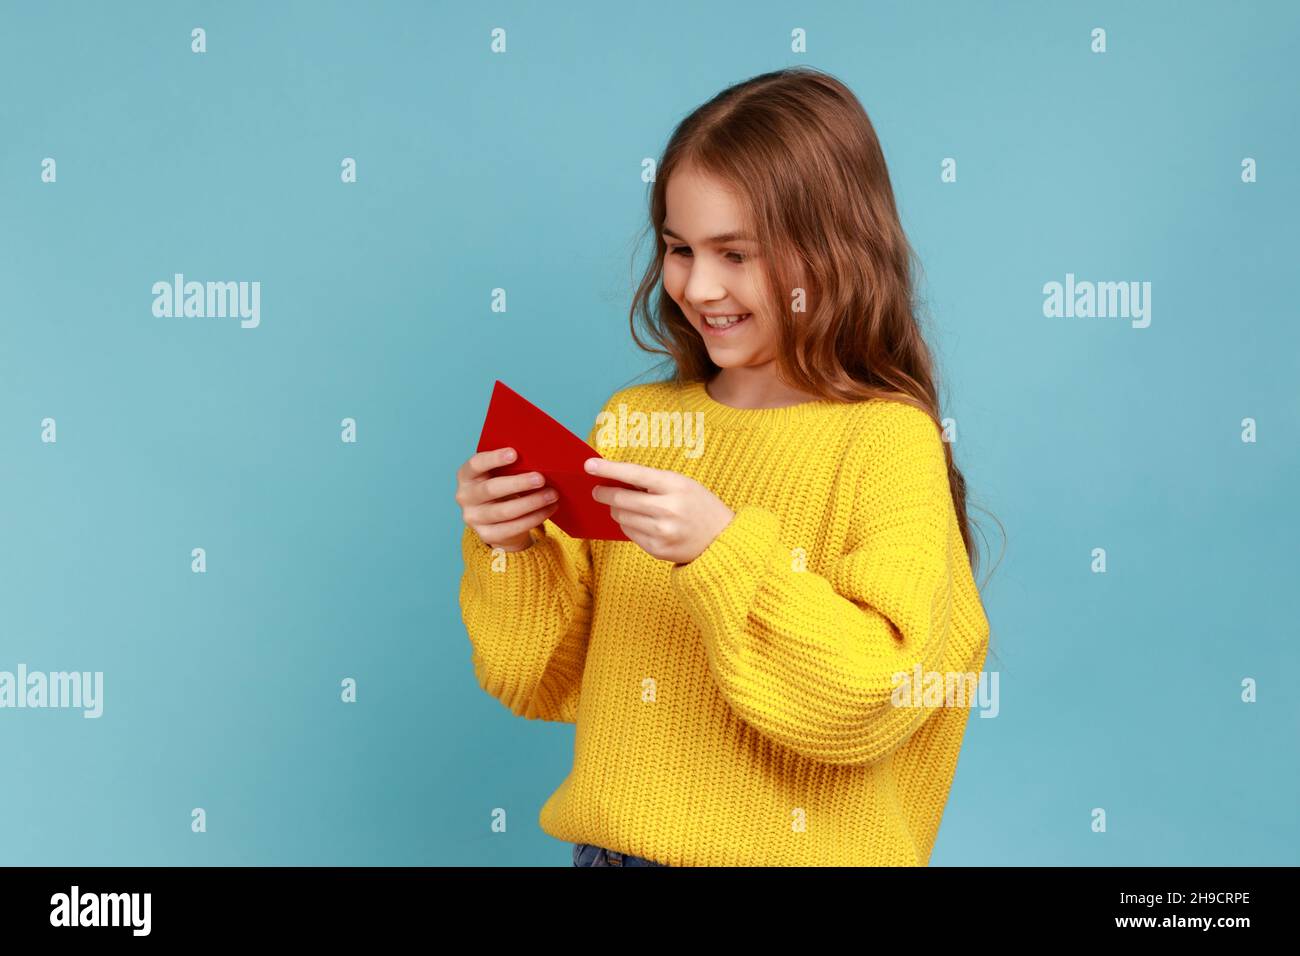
left=1, top=1, right=1296, bottom=866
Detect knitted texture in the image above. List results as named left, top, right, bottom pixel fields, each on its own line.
left=459, top=379, right=990, bottom=866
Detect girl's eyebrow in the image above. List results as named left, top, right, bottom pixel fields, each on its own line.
left=662, top=226, right=754, bottom=244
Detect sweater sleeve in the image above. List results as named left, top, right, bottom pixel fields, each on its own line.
left=457, top=419, right=602, bottom=725
left=667, top=402, right=983, bottom=766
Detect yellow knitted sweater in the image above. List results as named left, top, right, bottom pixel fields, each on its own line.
left=459, top=378, right=990, bottom=867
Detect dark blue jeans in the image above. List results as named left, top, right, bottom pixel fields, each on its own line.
left=572, top=842, right=668, bottom=867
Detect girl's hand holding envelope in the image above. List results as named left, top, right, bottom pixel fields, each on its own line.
left=585, top=457, right=735, bottom=566
left=457, top=446, right=557, bottom=553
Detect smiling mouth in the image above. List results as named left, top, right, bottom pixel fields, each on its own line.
left=700, top=313, right=751, bottom=332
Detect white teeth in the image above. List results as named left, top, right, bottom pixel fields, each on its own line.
left=703, top=313, right=749, bottom=328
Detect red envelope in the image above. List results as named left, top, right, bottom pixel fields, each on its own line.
left=474, top=380, right=637, bottom=541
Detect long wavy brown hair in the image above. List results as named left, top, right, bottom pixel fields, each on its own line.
left=621, top=65, right=1003, bottom=591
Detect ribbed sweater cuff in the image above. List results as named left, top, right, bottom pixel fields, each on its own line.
left=668, top=505, right=785, bottom=640
left=460, top=522, right=582, bottom=615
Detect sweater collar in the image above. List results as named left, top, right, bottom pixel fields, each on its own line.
left=673, top=379, right=848, bottom=430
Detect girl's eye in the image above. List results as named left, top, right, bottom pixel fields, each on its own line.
left=667, top=245, right=746, bottom=264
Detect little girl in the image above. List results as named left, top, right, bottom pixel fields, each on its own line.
left=456, top=66, right=994, bottom=867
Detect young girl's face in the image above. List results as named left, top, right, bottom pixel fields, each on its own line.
left=661, top=164, right=776, bottom=369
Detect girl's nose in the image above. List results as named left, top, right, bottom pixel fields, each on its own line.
left=684, top=261, right=727, bottom=305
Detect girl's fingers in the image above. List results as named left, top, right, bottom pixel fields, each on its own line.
left=467, top=486, right=558, bottom=525
left=467, top=470, right=545, bottom=506
left=584, top=458, right=676, bottom=493
left=608, top=508, right=660, bottom=537
left=594, top=484, right=666, bottom=517
left=459, top=446, right=516, bottom=482
left=478, top=502, right=559, bottom=542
